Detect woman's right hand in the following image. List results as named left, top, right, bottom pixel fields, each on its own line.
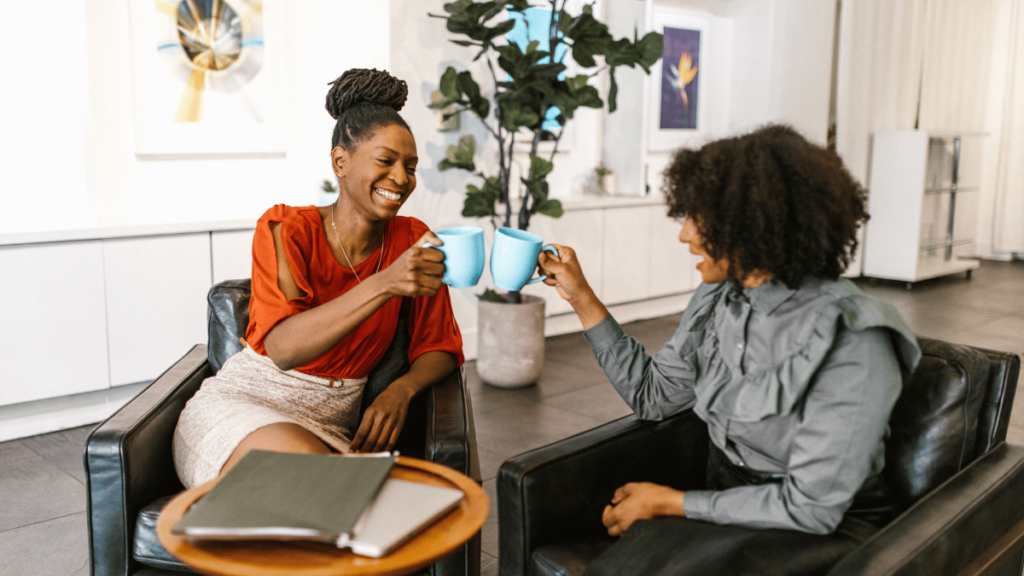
left=537, top=244, right=593, bottom=303
left=538, top=244, right=609, bottom=329
left=380, top=232, right=446, bottom=297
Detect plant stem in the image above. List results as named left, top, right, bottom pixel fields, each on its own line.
left=505, top=290, right=523, bottom=304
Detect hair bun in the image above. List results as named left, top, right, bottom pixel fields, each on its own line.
left=325, top=68, right=408, bottom=120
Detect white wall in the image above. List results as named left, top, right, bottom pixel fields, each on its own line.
left=1, top=0, right=94, bottom=233
left=638, top=0, right=836, bottom=195
left=1, top=1, right=390, bottom=236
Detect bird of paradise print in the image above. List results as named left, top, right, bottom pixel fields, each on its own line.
left=667, top=51, right=698, bottom=108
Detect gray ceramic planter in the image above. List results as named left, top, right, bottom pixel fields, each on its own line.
left=476, top=295, right=545, bottom=388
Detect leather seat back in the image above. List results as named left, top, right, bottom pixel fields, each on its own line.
left=884, top=338, right=991, bottom=508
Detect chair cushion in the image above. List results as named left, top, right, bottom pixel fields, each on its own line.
left=206, top=279, right=251, bottom=373
left=134, top=496, right=198, bottom=573
left=533, top=539, right=613, bottom=576
left=884, top=337, right=991, bottom=508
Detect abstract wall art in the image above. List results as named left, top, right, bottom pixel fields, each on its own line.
left=646, top=7, right=708, bottom=151
left=129, top=0, right=285, bottom=155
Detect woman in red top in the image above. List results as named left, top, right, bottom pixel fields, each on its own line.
left=172, top=69, right=464, bottom=488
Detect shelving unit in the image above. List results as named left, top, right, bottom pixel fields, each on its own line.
left=862, top=130, right=983, bottom=286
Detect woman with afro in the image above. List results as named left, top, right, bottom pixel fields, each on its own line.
left=538, top=124, right=920, bottom=575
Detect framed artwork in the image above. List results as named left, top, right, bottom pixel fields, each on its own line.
left=128, top=0, right=285, bottom=155
left=646, top=7, right=708, bottom=151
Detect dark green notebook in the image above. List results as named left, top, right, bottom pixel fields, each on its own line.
left=171, top=450, right=395, bottom=544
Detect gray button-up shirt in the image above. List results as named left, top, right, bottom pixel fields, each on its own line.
left=583, top=278, right=920, bottom=534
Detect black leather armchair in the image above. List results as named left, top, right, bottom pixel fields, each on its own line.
left=84, top=279, right=481, bottom=576
left=497, top=338, right=1023, bottom=576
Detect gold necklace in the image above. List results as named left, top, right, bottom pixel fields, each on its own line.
left=330, top=203, right=385, bottom=283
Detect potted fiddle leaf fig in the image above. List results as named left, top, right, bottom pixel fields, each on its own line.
left=429, top=0, right=662, bottom=387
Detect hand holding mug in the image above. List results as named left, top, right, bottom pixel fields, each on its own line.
left=382, top=232, right=446, bottom=297
left=537, top=244, right=594, bottom=303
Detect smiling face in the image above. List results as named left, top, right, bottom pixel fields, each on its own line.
left=332, top=123, right=418, bottom=221
left=678, top=216, right=731, bottom=284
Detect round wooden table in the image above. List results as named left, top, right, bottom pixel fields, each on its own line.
left=157, top=456, right=489, bottom=576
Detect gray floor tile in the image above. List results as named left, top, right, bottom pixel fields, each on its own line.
left=969, top=314, right=1024, bottom=342
left=481, top=479, right=498, bottom=557
left=481, top=551, right=499, bottom=576
left=478, top=447, right=509, bottom=482
left=0, top=440, right=36, bottom=465
left=541, top=383, right=634, bottom=424
left=945, top=331, right=1024, bottom=356
left=0, top=455, right=85, bottom=532
left=0, top=512, right=88, bottom=576
left=473, top=402, right=603, bottom=460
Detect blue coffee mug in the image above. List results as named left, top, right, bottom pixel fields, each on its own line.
left=422, top=226, right=485, bottom=288
left=490, top=228, right=558, bottom=292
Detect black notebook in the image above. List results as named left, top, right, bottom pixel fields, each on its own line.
left=171, top=450, right=395, bottom=545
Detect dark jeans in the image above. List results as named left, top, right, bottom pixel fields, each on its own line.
left=584, top=444, right=898, bottom=576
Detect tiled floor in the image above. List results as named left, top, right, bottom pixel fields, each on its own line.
left=2, top=260, right=1023, bottom=576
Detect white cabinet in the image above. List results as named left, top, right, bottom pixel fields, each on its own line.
left=649, top=210, right=698, bottom=297
left=603, top=206, right=654, bottom=304
left=103, top=234, right=212, bottom=386
left=863, top=130, right=982, bottom=283
left=211, top=229, right=255, bottom=284
left=0, top=242, right=110, bottom=405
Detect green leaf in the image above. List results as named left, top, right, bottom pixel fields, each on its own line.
left=505, top=0, right=531, bottom=12
left=478, top=288, right=507, bottom=303
left=438, top=134, right=477, bottom=172
left=525, top=39, right=540, bottom=54
left=462, top=176, right=501, bottom=218
left=572, top=42, right=596, bottom=68
left=607, top=68, right=618, bottom=113
left=534, top=199, right=564, bottom=218
left=637, top=31, right=664, bottom=70
left=439, top=67, right=459, bottom=99
left=528, top=155, right=554, bottom=182
left=499, top=102, right=540, bottom=132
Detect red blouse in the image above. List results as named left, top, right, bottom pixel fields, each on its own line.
left=245, top=205, right=464, bottom=379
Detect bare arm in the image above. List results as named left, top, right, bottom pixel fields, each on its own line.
left=349, top=350, right=459, bottom=453
left=264, top=222, right=445, bottom=371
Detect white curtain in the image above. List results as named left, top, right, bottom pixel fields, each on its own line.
left=917, top=0, right=1001, bottom=133
left=835, top=0, right=1018, bottom=266
left=835, top=0, right=928, bottom=185
left=992, top=0, right=1024, bottom=252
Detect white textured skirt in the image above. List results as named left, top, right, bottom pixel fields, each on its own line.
left=172, top=347, right=367, bottom=488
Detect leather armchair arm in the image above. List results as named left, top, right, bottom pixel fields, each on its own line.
left=828, top=443, right=1024, bottom=576
left=425, top=367, right=479, bottom=481
left=497, top=409, right=710, bottom=576
left=84, top=345, right=211, bottom=576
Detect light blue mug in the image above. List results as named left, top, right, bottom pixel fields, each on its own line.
left=490, top=228, right=558, bottom=292
left=423, top=226, right=485, bottom=288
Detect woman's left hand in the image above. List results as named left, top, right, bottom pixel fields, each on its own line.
left=601, top=482, right=685, bottom=536
left=349, top=382, right=414, bottom=453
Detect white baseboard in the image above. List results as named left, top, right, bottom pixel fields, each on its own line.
left=0, top=382, right=148, bottom=442
left=461, top=291, right=694, bottom=361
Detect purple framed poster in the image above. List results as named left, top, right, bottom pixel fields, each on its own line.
left=660, top=27, right=701, bottom=130
left=647, top=8, right=708, bottom=151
